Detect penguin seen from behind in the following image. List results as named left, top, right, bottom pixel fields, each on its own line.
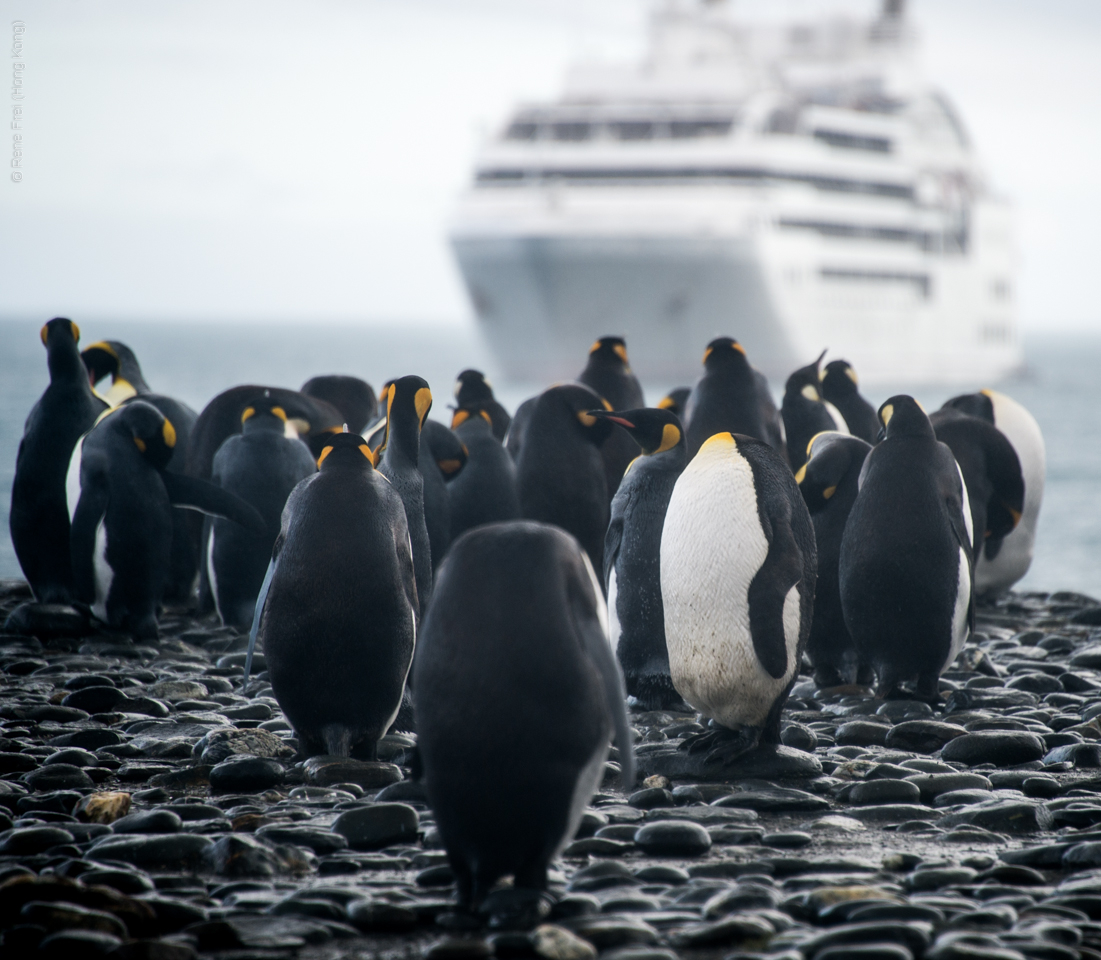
left=781, top=351, right=849, bottom=472
left=415, top=521, right=634, bottom=923
left=819, top=359, right=879, bottom=445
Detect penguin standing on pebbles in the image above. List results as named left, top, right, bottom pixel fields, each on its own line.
left=839, top=396, right=973, bottom=701
left=516, top=384, right=614, bottom=575
left=589, top=408, right=688, bottom=710
left=415, top=521, right=634, bottom=922
left=11, top=319, right=108, bottom=602
left=819, top=360, right=879, bottom=444
left=684, top=338, right=786, bottom=460
left=378, top=376, right=435, bottom=611
left=781, top=352, right=849, bottom=472
left=253, top=432, right=418, bottom=758
left=69, top=401, right=265, bottom=639
left=81, top=339, right=201, bottom=602
left=796, top=432, right=872, bottom=688
left=661, top=432, right=816, bottom=763
left=941, top=390, right=1044, bottom=594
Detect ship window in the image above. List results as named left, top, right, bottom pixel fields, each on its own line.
left=781, top=218, right=927, bottom=246
left=813, top=128, right=892, bottom=153
left=610, top=121, right=654, bottom=141
left=820, top=268, right=931, bottom=299
left=552, top=122, right=591, bottom=141
left=670, top=120, right=732, bottom=138
left=505, top=122, right=539, bottom=141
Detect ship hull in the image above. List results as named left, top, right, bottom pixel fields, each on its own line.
left=451, top=223, right=1022, bottom=385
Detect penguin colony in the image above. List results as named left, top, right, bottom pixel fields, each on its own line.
left=9, top=319, right=1045, bottom=921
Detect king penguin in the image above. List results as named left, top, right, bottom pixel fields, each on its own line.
left=448, top=405, right=520, bottom=540
left=839, top=396, right=973, bottom=701
left=578, top=337, right=645, bottom=503
left=516, top=384, right=614, bottom=576
left=930, top=406, right=1025, bottom=566
left=684, top=338, right=786, bottom=461
left=795, top=432, right=873, bottom=688
left=69, top=401, right=265, bottom=639
left=819, top=360, right=879, bottom=445
left=781, top=352, right=849, bottom=472
left=11, top=319, right=108, bottom=602
left=454, top=369, right=511, bottom=442
left=252, top=432, right=418, bottom=758
left=300, top=375, right=377, bottom=434
left=81, top=339, right=201, bottom=602
left=378, top=376, right=435, bottom=611
left=414, top=520, right=634, bottom=920
left=657, top=388, right=691, bottom=421
left=661, top=432, right=816, bottom=763
left=207, top=396, right=317, bottom=630
left=941, top=390, right=1044, bottom=594
left=589, top=407, right=688, bottom=710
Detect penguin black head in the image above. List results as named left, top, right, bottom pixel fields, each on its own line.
left=300, top=375, right=377, bottom=434
left=40, top=317, right=88, bottom=382
left=542, top=384, right=615, bottom=444
left=820, top=359, right=861, bottom=400
left=878, top=395, right=933, bottom=441
left=586, top=407, right=683, bottom=457
left=114, top=399, right=177, bottom=470
left=241, top=394, right=291, bottom=435
left=454, top=369, right=496, bottom=405
left=315, top=430, right=377, bottom=471
left=795, top=431, right=872, bottom=512
left=586, top=336, right=631, bottom=372
left=785, top=350, right=828, bottom=402
left=701, top=336, right=749, bottom=370
left=657, top=387, right=691, bottom=419
left=451, top=404, right=494, bottom=432
left=942, top=391, right=996, bottom=425
left=80, top=340, right=150, bottom=398
left=41, top=316, right=80, bottom=349
left=380, top=375, right=432, bottom=462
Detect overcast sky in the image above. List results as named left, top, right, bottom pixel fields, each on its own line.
left=1, top=0, right=1099, bottom=331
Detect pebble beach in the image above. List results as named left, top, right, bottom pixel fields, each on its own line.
left=3, top=578, right=1101, bottom=959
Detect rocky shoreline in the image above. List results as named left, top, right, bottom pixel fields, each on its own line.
left=3, top=579, right=1101, bottom=959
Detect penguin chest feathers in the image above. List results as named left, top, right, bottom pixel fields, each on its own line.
left=660, top=436, right=802, bottom=728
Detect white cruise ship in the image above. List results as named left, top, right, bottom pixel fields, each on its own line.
left=449, top=0, right=1021, bottom=385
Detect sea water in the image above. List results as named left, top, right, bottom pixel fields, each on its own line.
left=0, top=319, right=1098, bottom=599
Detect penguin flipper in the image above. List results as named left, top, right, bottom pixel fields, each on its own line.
left=603, top=513, right=624, bottom=590
left=244, top=555, right=277, bottom=684
left=941, top=468, right=977, bottom=635
left=571, top=555, right=635, bottom=790
left=70, top=476, right=108, bottom=605
left=160, top=472, right=266, bottom=533
left=747, top=511, right=804, bottom=680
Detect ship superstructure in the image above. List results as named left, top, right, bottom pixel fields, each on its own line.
left=449, top=0, right=1020, bottom=383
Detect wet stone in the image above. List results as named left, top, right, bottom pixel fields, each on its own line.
left=713, top=782, right=829, bottom=812
left=781, top=723, right=819, bottom=752
left=88, top=833, right=214, bottom=870
left=193, top=726, right=295, bottom=764
left=256, top=824, right=349, bottom=854
left=634, top=820, right=711, bottom=856
left=835, top=721, right=890, bottom=747
left=24, top=763, right=94, bottom=791
left=302, top=755, right=403, bottom=788
left=906, top=773, right=993, bottom=802
left=61, top=686, right=127, bottom=713
left=110, top=809, right=183, bottom=834
left=885, top=721, right=968, bottom=753
left=850, top=779, right=922, bottom=806
left=204, top=833, right=312, bottom=877
left=939, top=799, right=1054, bottom=834
left=940, top=732, right=1047, bottom=766
left=0, top=825, right=75, bottom=853
left=331, top=802, right=419, bottom=849
left=208, top=755, right=284, bottom=791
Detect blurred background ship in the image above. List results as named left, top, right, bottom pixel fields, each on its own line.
left=450, top=0, right=1021, bottom=383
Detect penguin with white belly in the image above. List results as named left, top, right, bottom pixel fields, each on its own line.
left=839, top=396, right=973, bottom=701
left=941, top=389, right=1044, bottom=594
left=661, top=432, right=816, bottom=764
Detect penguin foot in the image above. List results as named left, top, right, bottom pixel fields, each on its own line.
left=679, top=726, right=761, bottom=765
left=480, top=888, right=553, bottom=931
